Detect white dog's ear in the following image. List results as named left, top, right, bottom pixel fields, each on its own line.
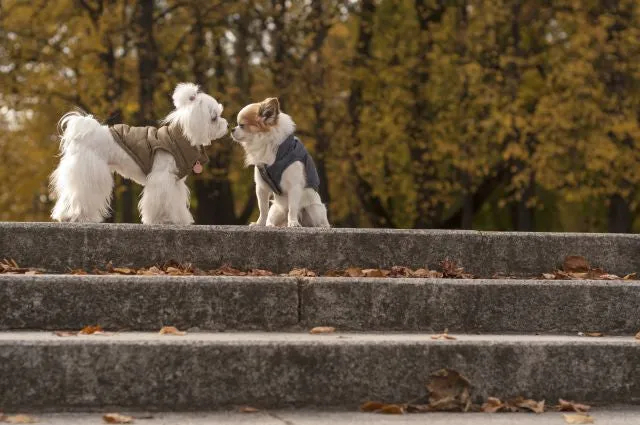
left=173, top=83, right=199, bottom=109
left=259, top=97, right=280, bottom=125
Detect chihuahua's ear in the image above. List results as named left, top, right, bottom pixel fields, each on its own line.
left=173, top=83, right=199, bottom=109
left=258, top=97, right=280, bottom=125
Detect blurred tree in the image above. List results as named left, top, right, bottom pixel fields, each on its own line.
left=0, top=0, right=637, bottom=232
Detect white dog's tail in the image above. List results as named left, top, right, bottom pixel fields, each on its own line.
left=57, top=111, right=102, bottom=154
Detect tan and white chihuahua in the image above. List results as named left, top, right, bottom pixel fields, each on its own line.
left=231, top=98, right=329, bottom=227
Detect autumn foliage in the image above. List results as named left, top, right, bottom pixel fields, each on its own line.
left=0, top=0, right=638, bottom=231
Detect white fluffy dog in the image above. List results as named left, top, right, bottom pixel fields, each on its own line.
left=231, top=97, right=329, bottom=227
left=50, top=83, right=228, bottom=224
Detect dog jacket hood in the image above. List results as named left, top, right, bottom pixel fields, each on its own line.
left=109, top=123, right=209, bottom=179
left=257, top=134, right=320, bottom=195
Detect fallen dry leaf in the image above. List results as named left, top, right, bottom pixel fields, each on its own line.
left=389, top=266, right=413, bottom=277
left=54, top=331, right=77, bottom=337
left=584, top=332, right=603, bottom=337
left=165, top=266, right=184, bottom=275
left=563, top=256, right=590, bottom=273
left=564, top=413, right=594, bottom=424
left=377, top=404, right=405, bottom=414
left=159, top=326, right=186, bottom=336
left=248, top=269, right=274, bottom=276
left=413, top=268, right=442, bottom=278
left=288, top=268, right=317, bottom=277
left=360, top=401, right=386, bottom=412
left=359, top=401, right=404, bottom=414
left=511, top=396, right=545, bottom=413
left=310, top=326, right=335, bottom=334
left=138, top=266, right=164, bottom=275
left=623, top=273, right=637, bottom=280
left=345, top=267, right=364, bottom=277
left=0, top=259, right=41, bottom=275
left=599, top=274, right=621, bottom=280
left=103, top=413, right=134, bottom=423
left=431, top=329, right=457, bottom=340
left=79, top=325, right=104, bottom=335
left=162, top=260, right=199, bottom=275
left=556, top=399, right=591, bottom=413
left=481, top=397, right=505, bottom=413
left=542, top=273, right=556, bottom=279
left=635, top=331, right=640, bottom=340
left=211, top=264, right=246, bottom=276
left=426, top=368, right=471, bottom=412
left=405, top=403, right=431, bottom=413
left=362, top=268, right=386, bottom=278
left=1, top=415, right=38, bottom=424
left=440, top=259, right=474, bottom=279
left=111, top=267, right=137, bottom=275
left=238, top=407, right=259, bottom=413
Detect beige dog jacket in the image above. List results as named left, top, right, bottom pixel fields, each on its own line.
left=109, top=124, right=209, bottom=179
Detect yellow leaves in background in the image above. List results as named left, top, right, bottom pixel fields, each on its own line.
left=1, top=0, right=639, bottom=228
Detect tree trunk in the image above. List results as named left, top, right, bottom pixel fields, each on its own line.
left=347, top=0, right=394, bottom=227
left=411, top=0, right=446, bottom=228
left=271, top=0, right=288, bottom=110
left=189, top=14, right=239, bottom=224
left=608, top=194, right=632, bottom=233
left=196, top=10, right=257, bottom=224
left=121, top=0, right=157, bottom=223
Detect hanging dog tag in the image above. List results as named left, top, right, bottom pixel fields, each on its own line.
left=193, top=161, right=203, bottom=174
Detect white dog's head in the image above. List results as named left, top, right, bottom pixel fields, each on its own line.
left=231, top=97, right=295, bottom=165
left=162, top=83, right=228, bottom=146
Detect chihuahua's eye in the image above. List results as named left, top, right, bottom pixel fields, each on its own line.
left=238, top=124, right=244, bottom=129
left=211, top=116, right=218, bottom=122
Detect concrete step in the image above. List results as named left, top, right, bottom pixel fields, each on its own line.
left=300, top=277, right=640, bottom=334
left=1, top=274, right=638, bottom=334
left=0, top=274, right=298, bottom=331
left=5, top=409, right=640, bottom=425
left=0, top=332, right=638, bottom=410
left=2, top=223, right=639, bottom=277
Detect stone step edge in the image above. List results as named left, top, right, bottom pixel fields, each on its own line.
left=2, top=274, right=639, bottom=334
left=0, top=331, right=636, bottom=344
left=1, top=331, right=639, bottom=409
left=3, top=222, right=639, bottom=277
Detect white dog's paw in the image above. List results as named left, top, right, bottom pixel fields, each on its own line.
left=250, top=221, right=266, bottom=227
left=288, top=220, right=302, bottom=228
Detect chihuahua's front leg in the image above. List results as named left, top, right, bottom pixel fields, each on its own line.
left=286, top=185, right=303, bottom=227
left=280, top=162, right=305, bottom=227
left=251, top=170, right=272, bottom=226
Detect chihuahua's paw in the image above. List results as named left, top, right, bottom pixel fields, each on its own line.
left=288, top=221, right=302, bottom=228
left=249, top=221, right=265, bottom=227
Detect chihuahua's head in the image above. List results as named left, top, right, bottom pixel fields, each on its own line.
left=231, top=97, right=295, bottom=165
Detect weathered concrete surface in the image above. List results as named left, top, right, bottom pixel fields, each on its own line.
left=301, top=278, right=640, bottom=333
left=3, top=275, right=640, bottom=334
left=0, top=332, right=639, bottom=410
left=0, top=275, right=298, bottom=331
left=2, top=223, right=640, bottom=276
left=9, top=409, right=640, bottom=425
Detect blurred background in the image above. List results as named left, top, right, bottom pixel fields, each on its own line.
left=0, top=0, right=638, bottom=231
